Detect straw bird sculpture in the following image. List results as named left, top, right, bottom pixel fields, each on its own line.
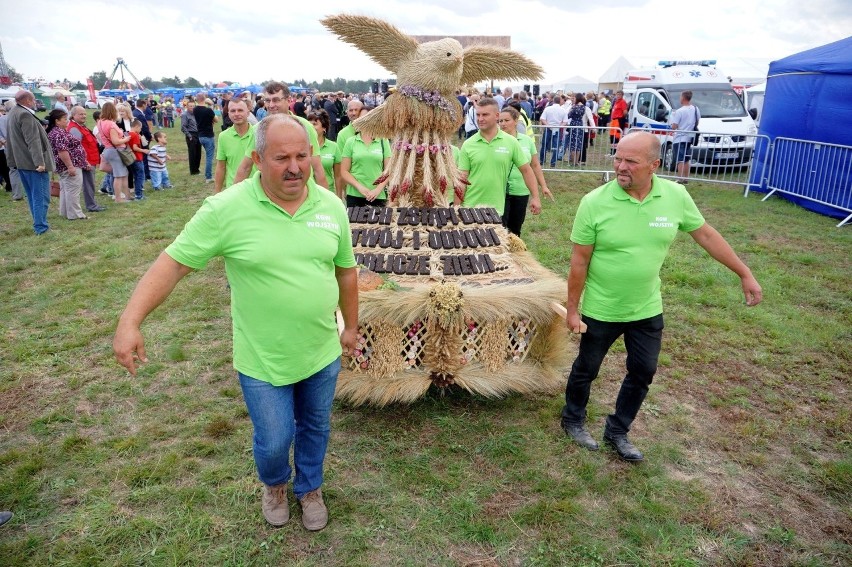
left=321, top=14, right=543, bottom=208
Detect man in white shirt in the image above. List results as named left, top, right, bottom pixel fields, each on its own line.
left=539, top=95, right=567, bottom=167
left=669, top=90, right=701, bottom=184
left=53, top=92, right=68, bottom=112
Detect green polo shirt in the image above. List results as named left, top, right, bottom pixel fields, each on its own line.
left=318, top=138, right=341, bottom=191
left=243, top=114, right=321, bottom=180
left=336, top=125, right=356, bottom=154
left=217, top=123, right=256, bottom=188
left=342, top=134, right=391, bottom=199
left=165, top=172, right=356, bottom=385
left=459, top=129, right=529, bottom=215
left=507, top=133, right=536, bottom=197
left=571, top=175, right=705, bottom=322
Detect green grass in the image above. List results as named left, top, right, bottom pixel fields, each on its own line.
left=0, top=113, right=850, bottom=565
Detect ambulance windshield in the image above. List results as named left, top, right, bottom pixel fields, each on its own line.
left=668, top=87, right=748, bottom=119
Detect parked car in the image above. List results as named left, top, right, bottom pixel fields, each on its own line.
left=35, top=99, right=46, bottom=112
left=84, top=96, right=113, bottom=109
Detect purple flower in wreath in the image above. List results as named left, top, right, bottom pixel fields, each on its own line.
left=415, top=144, right=426, bottom=155
left=398, top=85, right=457, bottom=119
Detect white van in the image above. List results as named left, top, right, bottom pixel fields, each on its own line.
left=743, top=82, right=766, bottom=127
left=623, top=60, right=758, bottom=170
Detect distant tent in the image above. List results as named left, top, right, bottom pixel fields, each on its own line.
left=545, top=76, right=597, bottom=95
left=598, top=56, right=634, bottom=92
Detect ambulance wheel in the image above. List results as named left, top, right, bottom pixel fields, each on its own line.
left=663, top=143, right=676, bottom=172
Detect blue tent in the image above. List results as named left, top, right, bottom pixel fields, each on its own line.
left=749, top=36, right=852, bottom=220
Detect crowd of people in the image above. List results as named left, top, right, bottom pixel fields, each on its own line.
left=0, top=83, right=635, bottom=241
left=1, top=82, right=686, bottom=244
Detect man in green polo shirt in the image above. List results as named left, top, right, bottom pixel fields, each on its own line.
left=214, top=98, right=255, bottom=192
left=458, top=97, right=540, bottom=217
left=232, top=82, right=328, bottom=189
left=336, top=98, right=363, bottom=153
left=561, top=131, right=762, bottom=462
left=114, top=115, right=358, bottom=531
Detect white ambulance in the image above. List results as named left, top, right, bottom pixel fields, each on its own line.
left=622, top=60, right=758, bottom=170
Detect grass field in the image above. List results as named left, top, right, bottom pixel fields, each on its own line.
left=0, top=113, right=850, bottom=566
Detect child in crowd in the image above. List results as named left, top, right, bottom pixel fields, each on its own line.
left=129, top=120, right=150, bottom=200
left=147, top=131, right=173, bottom=190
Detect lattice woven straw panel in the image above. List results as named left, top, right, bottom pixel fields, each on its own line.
left=346, top=317, right=538, bottom=372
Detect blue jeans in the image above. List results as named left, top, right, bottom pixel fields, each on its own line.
left=100, top=172, right=114, bottom=194
left=130, top=161, right=146, bottom=198
left=150, top=169, right=172, bottom=189
left=18, top=169, right=51, bottom=234
left=539, top=128, right=562, bottom=167
left=238, top=357, right=341, bottom=498
left=199, top=136, right=215, bottom=180
left=561, top=314, right=664, bottom=436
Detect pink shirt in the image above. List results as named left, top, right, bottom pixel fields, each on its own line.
left=97, top=120, right=126, bottom=149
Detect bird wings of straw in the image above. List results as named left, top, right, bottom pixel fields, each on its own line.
left=321, top=15, right=418, bottom=73
left=460, top=45, right=543, bottom=85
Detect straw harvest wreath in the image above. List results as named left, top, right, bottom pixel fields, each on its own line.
left=323, top=15, right=570, bottom=406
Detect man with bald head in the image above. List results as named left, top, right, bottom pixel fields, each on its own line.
left=114, top=115, right=358, bottom=530
left=561, top=131, right=762, bottom=462
left=6, top=90, right=55, bottom=234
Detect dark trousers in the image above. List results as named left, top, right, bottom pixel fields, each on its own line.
left=345, top=195, right=386, bottom=208
left=129, top=161, right=146, bottom=199
left=0, top=151, right=10, bottom=190
left=142, top=146, right=151, bottom=180
left=80, top=167, right=98, bottom=211
left=186, top=134, right=201, bottom=175
left=502, top=194, right=529, bottom=236
left=561, top=314, right=664, bottom=436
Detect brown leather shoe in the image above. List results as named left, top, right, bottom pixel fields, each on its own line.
left=299, top=488, right=328, bottom=531
left=262, top=484, right=289, bottom=527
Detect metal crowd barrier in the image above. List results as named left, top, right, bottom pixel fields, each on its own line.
left=529, top=124, right=771, bottom=189
left=749, top=137, right=852, bottom=228
left=525, top=123, right=850, bottom=227
left=530, top=124, right=623, bottom=178
left=625, top=128, right=771, bottom=188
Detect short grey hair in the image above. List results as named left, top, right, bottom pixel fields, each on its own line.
left=70, top=105, right=86, bottom=116
left=621, top=131, right=663, bottom=162
left=255, top=114, right=310, bottom=157
left=14, top=90, right=33, bottom=104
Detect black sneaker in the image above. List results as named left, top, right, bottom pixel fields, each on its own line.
left=603, top=433, right=644, bottom=462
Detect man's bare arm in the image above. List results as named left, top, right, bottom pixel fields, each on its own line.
left=114, top=253, right=193, bottom=374
left=689, top=223, right=762, bottom=306
left=566, top=243, right=594, bottom=333
left=214, top=160, right=227, bottom=193
left=232, top=156, right=254, bottom=184
left=335, top=266, right=359, bottom=355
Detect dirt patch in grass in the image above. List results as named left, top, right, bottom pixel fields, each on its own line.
left=481, top=490, right=528, bottom=520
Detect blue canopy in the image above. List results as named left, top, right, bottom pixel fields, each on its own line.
left=749, top=36, right=852, bottom=220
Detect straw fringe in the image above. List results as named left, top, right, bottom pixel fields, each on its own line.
left=337, top=359, right=564, bottom=407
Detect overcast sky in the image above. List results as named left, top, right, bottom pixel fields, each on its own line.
left=3, top=0, right=850, bottom=89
